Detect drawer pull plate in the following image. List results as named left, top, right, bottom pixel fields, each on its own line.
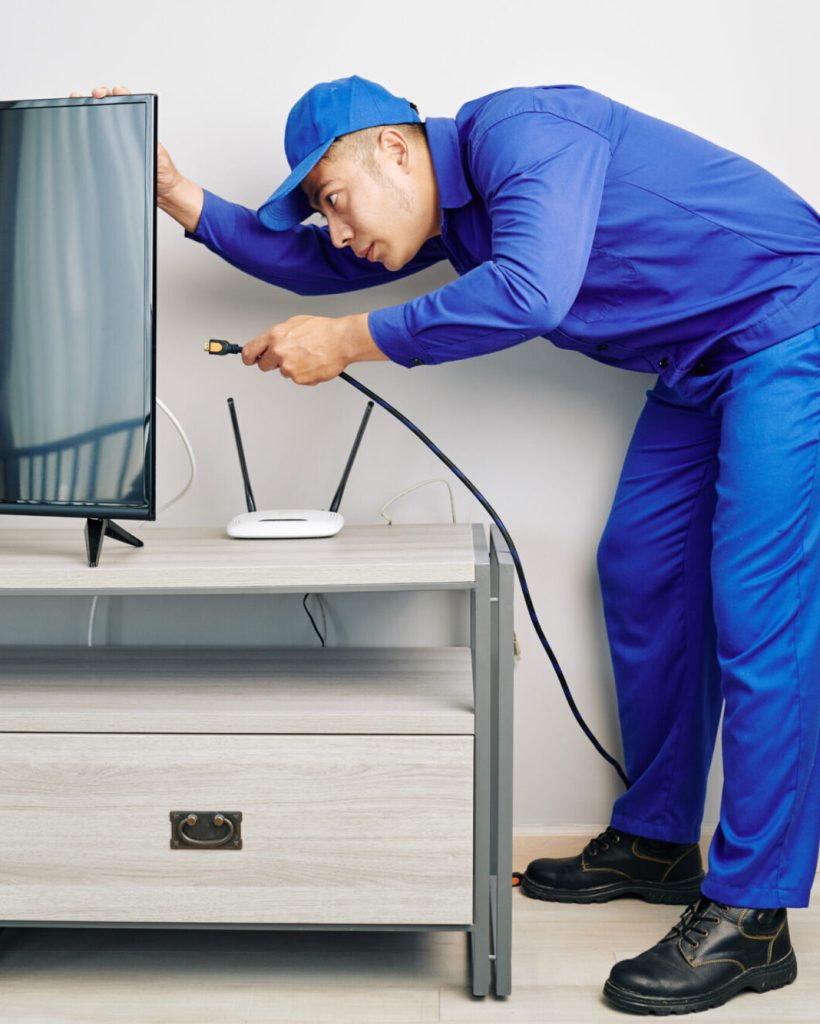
left=170, top=811, right=243, bottom=850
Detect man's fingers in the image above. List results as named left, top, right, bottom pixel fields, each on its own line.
left=237, top=316, right=342, bottom=385
left=241, top=339, right=263, bottom=365
left=252, top=343, right=282, bottom=373
left=242, top=338, right=275, bottom=368
left=242, top=326, right=283, bottom=367
left=259, top=353, right=284, bottom=373
left=70, top=86, right=132, bottom=100
left=90, top=86, right=130, bottom=97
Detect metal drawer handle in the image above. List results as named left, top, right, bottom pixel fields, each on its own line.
left=177, top=813, right=235, bottom=848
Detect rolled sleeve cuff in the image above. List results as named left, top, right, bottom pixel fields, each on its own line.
left=367, top=306, right=426, bottom=368
left=183, top=188, right=219, bottom=244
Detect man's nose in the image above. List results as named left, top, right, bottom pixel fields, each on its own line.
left=329, top=220, right=353, bottom=249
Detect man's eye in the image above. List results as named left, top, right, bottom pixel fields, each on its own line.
left=316, top=193, right=337, bottom=222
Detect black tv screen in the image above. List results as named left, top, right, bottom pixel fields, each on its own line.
left=0, top=93, right=156, bottom=520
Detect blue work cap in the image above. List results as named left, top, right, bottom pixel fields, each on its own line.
left=257, top=74, right=422, bottom=231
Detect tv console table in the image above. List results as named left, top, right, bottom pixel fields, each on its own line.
left=0, top=524, right=515, bottom=997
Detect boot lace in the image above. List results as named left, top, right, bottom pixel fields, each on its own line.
left=668, top=896, right=726, bottom=948
left=584, top=826, right=623, bottom=858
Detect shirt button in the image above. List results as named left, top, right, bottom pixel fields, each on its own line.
left=658, top=357, right=669, bottom=369
left=410, top=357, right=423, bottom=366
left=595, top=343, right=609, bottom=352
left=691, top=359, right=709, bottom=376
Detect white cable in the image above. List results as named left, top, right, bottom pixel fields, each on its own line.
left=378, top=478, right=457, bottom=525
left=88, top=398, right=197, bottom=646
left=379, top=477, right=518, bottom=661
left=87, top=594, right=99, bottom=647
left=135, top=396, right=197, bottom=529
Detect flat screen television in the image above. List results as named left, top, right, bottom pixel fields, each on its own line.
left=0, top=92, right=156, bottom=565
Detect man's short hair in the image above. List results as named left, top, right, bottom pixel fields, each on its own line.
left=323, top=119, right=427, bottom=167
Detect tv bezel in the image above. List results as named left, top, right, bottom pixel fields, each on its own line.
left=0, top=92, right=157, bottom=522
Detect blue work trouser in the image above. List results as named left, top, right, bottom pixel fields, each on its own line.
left=599, top=323, right=820, bottom=908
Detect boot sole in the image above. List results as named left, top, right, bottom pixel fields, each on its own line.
left=520, top=872, right=705, bottom=906
left=602, top=948, right=798, bottom=1014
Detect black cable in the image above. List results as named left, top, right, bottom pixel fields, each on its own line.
left=302, top=592, right=326, bottom=646
left=204, top=340, right=630, bottom=788
left=338, top=370, right=631, bottom=790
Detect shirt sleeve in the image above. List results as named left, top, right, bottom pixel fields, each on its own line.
left=367, top=111, right=612, bottom=367
left=184, top=188, right=448, bottom=297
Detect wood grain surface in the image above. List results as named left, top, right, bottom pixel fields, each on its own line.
left=0, top=645, right=475, bottom=734
left=0, top=732, right=474, bottom=925
left=0, top=525, right=478, bottom=593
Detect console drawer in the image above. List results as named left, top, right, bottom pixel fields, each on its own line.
left=0, top=732, right=473, bottom=925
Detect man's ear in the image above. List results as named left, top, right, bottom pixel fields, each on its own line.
left=379, top=127, right=411, bottom=171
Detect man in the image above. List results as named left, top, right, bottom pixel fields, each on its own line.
left=83, top=76, right=819, bottom=1014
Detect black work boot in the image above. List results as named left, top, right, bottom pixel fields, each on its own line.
left=603, top=895, right=798, bottom=1014
left=520, top=826, right=704, bottom=904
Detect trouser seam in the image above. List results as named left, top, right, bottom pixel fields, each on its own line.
left=773, top=359, right=820, bottom=903
left=660, top=458, right=715, bottom=830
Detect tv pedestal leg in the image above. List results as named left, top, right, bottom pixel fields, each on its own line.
left=85, top=518, right=144, bottom=567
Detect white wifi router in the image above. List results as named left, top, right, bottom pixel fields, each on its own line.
left=227, top=509, right=344, bottom=539
left=225, top=397, right=373, bottom=540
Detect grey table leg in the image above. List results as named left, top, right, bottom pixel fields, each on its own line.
left=470, top=525, right=491, bottom=997
left=490, top=525, right=515, bottom=997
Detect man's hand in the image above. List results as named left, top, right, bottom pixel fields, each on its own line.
left=68, top=85, right=204, bottom=232
left=242, top=312, right=389, bottom=385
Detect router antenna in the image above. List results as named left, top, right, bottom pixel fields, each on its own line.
left=227, top=397, right=257, bottom=513
left=329, top=400, right=374, bottom=513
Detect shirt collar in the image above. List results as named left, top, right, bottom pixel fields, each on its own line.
left=425, top=117, right=473, bottom=212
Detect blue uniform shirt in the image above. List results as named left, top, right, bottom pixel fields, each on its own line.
left=185, top=84, right=820, bottom=386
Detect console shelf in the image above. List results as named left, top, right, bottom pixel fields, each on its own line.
left=0, top=524, right=514, bottom=997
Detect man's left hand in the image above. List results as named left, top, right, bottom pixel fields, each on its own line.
left=241, top=312, right=387, bottom=385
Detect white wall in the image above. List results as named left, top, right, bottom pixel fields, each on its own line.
left=0, top=0, right=817, bottom=833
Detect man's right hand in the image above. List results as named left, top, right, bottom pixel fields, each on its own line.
left=69, top=85, right=204, bottom=233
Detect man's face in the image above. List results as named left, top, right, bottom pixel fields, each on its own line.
left=300, top=127, right=440, bottom=272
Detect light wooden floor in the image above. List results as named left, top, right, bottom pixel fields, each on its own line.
left=0, top=837, right=815, bottom=1023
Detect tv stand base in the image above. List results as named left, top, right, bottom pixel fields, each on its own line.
left=85, top=518, right=143, bottom=567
